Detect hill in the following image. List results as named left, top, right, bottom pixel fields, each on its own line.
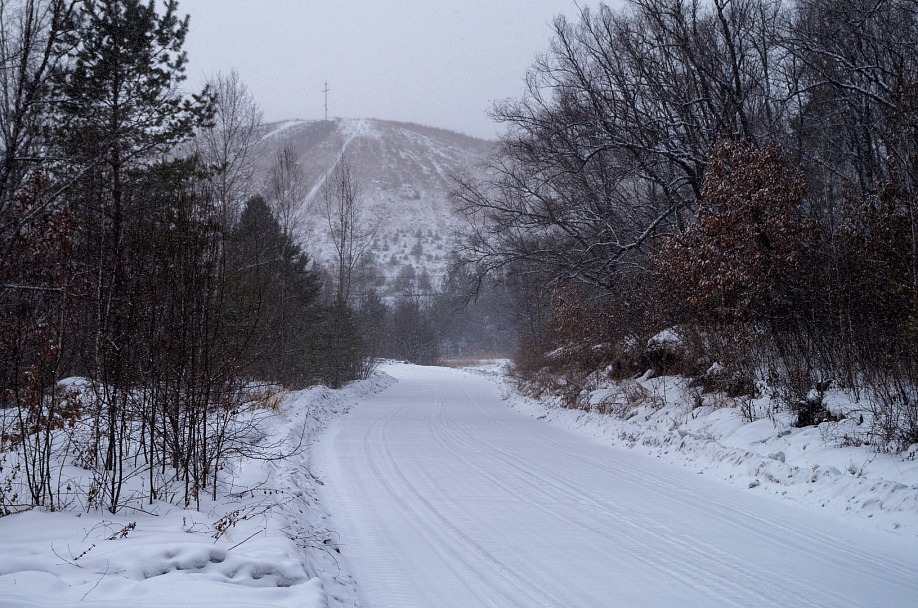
left=257, top=118, right=493, bottom=294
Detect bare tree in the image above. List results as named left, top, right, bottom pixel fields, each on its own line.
left=51, top=0, right=213, bottom=512
left=0, top=1, right=78, bottom=513
left=0, top=0, right=77, bottom=248
left=455, top=0, right=791, bottom=293
left=322, top=152, right=376, bottom=305
left=316, top=153, right=378, bottom=386
left=265, top=143, right=307, bottom=238
left=193, top=69, right=264, bottom=227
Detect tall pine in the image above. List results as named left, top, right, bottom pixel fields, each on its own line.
left=52, top=0, right=212, bottom=512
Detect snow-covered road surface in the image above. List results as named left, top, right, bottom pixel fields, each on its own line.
left=313, top=364, right=918, bottom=607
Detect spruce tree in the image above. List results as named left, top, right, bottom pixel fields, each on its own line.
left=227, top=196, right=322, bottom=387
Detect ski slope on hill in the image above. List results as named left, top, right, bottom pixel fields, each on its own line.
left=259, top=118, right=492, bottom=289
left=313, top=363, right=918, bottom=608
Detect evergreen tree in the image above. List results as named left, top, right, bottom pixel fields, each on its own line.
left=53, top=0, right=212, bottom=170
left=52, top=0, right=212, bottom=381
left=318, top=301, right=363, bottom=388
left=51, top=0, right=212, bottom=512
left=226, top=196, right=322, bottom=387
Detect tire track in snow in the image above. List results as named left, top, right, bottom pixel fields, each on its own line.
left=355, top=406, right=434, bottom=608
left=358, top=403, right=557, bottom=607
left=316, top=365, right=918, bottom=608
left=462, top=376, right=918, bottom=603
left=440, top=378, right=911, bottom=607
left=373, top=400, right=566, bottom=608
left=473, top=378, right=918, bottom=583
left=429, top=388, right=798, bottom=608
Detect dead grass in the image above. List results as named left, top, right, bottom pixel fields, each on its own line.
left=248, top=385, right=286, bottom=412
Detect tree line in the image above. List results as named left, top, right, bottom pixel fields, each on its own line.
left=455, top=0, right=918, bottom=446
left=0, top=0, right=370, bottom=513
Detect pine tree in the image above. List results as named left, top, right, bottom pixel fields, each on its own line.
left=51, top=0, right=213, bottom=512
left=53, top=0, right=212, bottom=169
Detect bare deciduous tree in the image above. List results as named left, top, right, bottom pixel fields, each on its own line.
left=0, top=0, right=77, bottom=252
left=323, top=153, right=376, bottom=305
left=455, top=0, right=790, bottom=293
left=193, top=69, right=264, bottom=227
left=265, top=143, right=307, bottom=238
left=458, top=0, right=918, bottom=444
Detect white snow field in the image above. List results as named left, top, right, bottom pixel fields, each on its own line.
left=314, top=363, right=918, bottom=608
left=0, top=376, right=395, bottom=608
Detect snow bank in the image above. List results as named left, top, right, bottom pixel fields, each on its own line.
left=0, top=371, right=396, bottom=607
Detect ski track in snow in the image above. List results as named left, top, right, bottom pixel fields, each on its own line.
left=263, top=119, right=307, bottom=140
left=313, top=363, right=918, bottom=608
left=303, top=119, right=369, bottom=208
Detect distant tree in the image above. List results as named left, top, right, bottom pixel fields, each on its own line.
left=320, top=153, right=376, bottom=385
left=225, top=195, right=322, bottom=387
left=193, top=69, right=263, bottom=227
left=417, top=268, right=432, bottom=295
left=265, top=143, right=307, bottom=238
left=317, top=301, right=363, bottom=388
left=350, top=251, right=383, bottom=302
left=392, top=263, right=416, bottom=296
left=431, top=264, right=516, bottom=359
left=355, top=289, right=387, bottom=378
left=386, top=298, right=439, bottom=365
left=323, top=152, right=376, bottom=305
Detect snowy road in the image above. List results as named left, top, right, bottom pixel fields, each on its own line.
left=313, top=364, right=918, bottom=607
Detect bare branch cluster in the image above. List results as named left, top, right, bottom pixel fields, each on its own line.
left=458, top=0, right=918, bottom=445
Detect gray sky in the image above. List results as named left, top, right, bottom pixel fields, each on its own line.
left=177, top=0, right=589, bottom=140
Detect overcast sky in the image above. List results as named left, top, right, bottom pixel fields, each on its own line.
left=176, top=0, right=593, bottom=140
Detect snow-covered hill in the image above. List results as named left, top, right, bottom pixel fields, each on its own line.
left=258, top=118, right=493, bottom=293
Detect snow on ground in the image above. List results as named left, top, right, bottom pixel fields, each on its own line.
left=313, top=362, right=918, bottom=607
left=0, top=372, right=394, bottom=608
left=473, top=361, right=918, bottom=537
left=5, top=360, right=918, bottom=607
